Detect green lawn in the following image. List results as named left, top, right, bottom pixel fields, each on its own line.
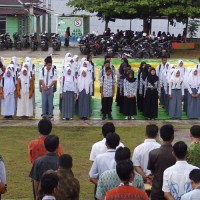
left=1, top=126, right=150, bottom=200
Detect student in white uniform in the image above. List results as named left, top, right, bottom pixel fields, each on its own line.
left=16, top=67, right=34, bottom=118
left=176, top=59, right=185, bottom=77
left=168, top=69, right=184, bottom=119
left=39, top=56, right=57, bottom=120
left=156, top=57, right=168, bottom=106
left=0, top=69, right=16, bottom=119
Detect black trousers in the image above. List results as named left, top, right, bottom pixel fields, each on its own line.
left=102, top=97, right=113, bottom=115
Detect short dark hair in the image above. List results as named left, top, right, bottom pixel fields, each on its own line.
left=106, top=66, right=111, bottom=72
left=58, top=154, right=72, bottom=169
left=105, top=54, right=111, bottom=60
left=41, top=173, right=59, bottom=195
left=102, top=122, right=115, bottom=137
left=189, top=169, right=200, bottom=183
left=45, top=56, right=52, bottom=64
left=146, top=124, right=158, bottom=138
left=162, top=56, right=167, bottom=60
left=44, top=135, right=59, bottom=152
left=173, top=141, right=187, bottom=159
left=38, top=119, right=52, bottom=135
left=115, top=147, right=131, bottom=163
left=190, top=125, right=200, bottom=138
left=87, top=54, right=92, bottom=61
left=106, top=132, right=120, bottom=149
left=160, top=124, right=174, bottom=141
left=104, top=60, right=110, bottom=65
left=116, top=160, right=134, bottom=181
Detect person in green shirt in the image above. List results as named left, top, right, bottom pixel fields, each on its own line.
left=187, top=125, right=200, bottom=168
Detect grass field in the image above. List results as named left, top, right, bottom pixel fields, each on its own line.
left=0, top=126, right=153, bottom=200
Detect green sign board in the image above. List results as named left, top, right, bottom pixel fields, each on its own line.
left=57, top=17, right=83, bottom=37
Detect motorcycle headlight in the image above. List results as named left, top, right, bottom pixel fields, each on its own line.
left=77, top=38, right=81, bottom=42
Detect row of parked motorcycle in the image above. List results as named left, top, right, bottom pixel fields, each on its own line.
left=78, top=32, right=173, bottom=58
left=0, top=33, right=61, bottom=51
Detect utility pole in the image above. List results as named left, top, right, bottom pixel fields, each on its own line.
left=48, top=0, right=51, bottom=38
left=29, top=0, right=34, bottom=34
left=42, top=0, right=46, bottom=32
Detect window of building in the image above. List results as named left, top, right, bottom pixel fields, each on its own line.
left=0, top=16, right=6, bottom=34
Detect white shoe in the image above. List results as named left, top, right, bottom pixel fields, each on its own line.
left=130, top=116, right=134, bottom=120
left=69, top=118, right=73, bottom=120
left=125, top=116, right=128, bottom=120
left=62, top=118, right=65, bottom=120
left=50, top=117, right=54, bottom=121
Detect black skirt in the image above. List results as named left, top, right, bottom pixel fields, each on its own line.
left=123, top=97, right=137, bottom=116
left=143, top=88, right=158, bottom=119
left=137, top=87, right=144, bottom=112
left=116, top=87, right=123, bottom=107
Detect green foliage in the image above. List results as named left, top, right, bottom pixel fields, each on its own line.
left=188, top=19, right=200, bottom=38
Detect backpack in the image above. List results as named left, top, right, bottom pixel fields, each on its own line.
left=2, top=77, right=15, bottom=87
left=42, top=65, right=56, bottom=77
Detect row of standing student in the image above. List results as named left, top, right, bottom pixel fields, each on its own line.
left=0, top=56, right=35, bottom=119
left=1, top=55, right=200, bottom=120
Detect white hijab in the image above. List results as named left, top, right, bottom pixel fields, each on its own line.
left=77, top=67, right=91, bottom=94
left=22, top=62, right=31, bottom=77
left=169, top=69, right=183, bottom=84
left=0, top=57, right=5, bottom=66
left=177, top=59, right=185, bottom=77
left=20, top=67, right=30, bottom=93
left=63, top=53, right=72, bottom=66
left=187, top=68, right=200, bottom=88
left=73, top=55, right=80, bottom=72
left=167, top=68, right=175, bottom=83
left=6, top=64, right=15, bottom=77
left=63, top=66, right=75, bottom=92
left=24, top=57, right=34, bottom=71
left=81, top=57, right=87, bottom=64
left=184, top=67, right=193, bottom=88
left=3, top=69, right=15, bottom=96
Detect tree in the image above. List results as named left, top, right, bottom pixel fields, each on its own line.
left=188, top=20, right=200, bottom=38
left=67, top=0, right=137, bottom=30
left=67, top=0, right=200, bottom=34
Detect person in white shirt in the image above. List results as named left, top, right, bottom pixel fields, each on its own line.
left=39, top=56, right=58, bottom=120
left=89, top=132, right=120, bottom=185
left=132, top=124, right=161, bottom=182
left=156, top=57, right=168, bottom=106
left=181, top=169, right=200, bottom=200
left=41, top=173, right=59, bottom=200
left=89, top=122, right=124, bottom=162
left=168, top=69, right=184, bottom=119
left=0, top=155, right=7, bottom=199
left=162, top=141, right=199, bottom=200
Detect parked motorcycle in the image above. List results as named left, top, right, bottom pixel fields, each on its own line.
left=5, top=33, right=12, bottom=48
left=30, top=33, right=38, bottom=51
left=0, top=34, right=8, bottom=50
left=40, top=33, right=48, bottom=51
left=13, top=33, right=22, bottom=50
left=51, top=34, right=61, bottom=51
left=22, top=33, right=30, bottom=48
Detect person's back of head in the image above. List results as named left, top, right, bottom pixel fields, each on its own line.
left=173, top=141, right=187, bottom=160
left=44, top=135, right=59, bottom=153
left=189, top=169, right=200, bottom=185
left=160, top=124, right=174, bottom=142
left=58, top=154, right=72, bottom=169
left=190, top=125, right=200, bottom=138
left=116, top=160, right=134, bottom=182
left=106, top=132, right=120, bottom=149
left=146, top=124, right=159, bottom=138
left=115, top=147, right=131, bottom=163
left=38, top=119, right=52, bottom=136
left=41, top=173, right=59, bottom=196
left=102, top=122, right=115, bottom=138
